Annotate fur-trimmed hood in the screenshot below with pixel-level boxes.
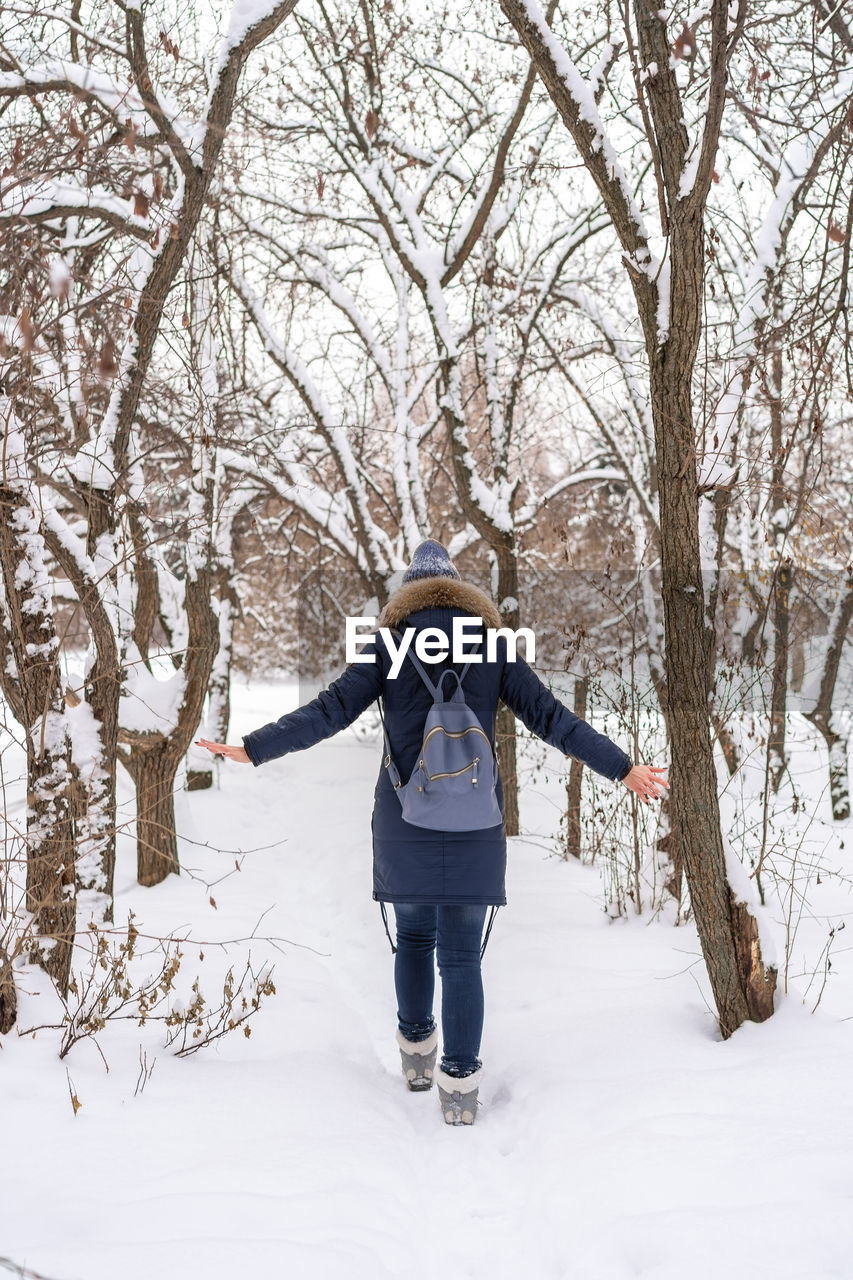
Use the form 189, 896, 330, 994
378, 576, 502, 630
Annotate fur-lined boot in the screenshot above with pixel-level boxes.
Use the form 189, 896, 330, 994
397, 1027, 438, 1091
435, 1066, 482, 1125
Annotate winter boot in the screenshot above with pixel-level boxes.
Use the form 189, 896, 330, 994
435, 1066, 482, 1125
396, 1027, 438, 1091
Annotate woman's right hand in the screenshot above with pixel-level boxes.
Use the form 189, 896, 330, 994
622, 764, 668, 804
196, 739, 251, 764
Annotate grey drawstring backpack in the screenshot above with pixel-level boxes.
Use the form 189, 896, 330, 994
378, 640, 502, 832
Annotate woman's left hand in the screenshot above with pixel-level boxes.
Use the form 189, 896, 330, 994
196, 738, 251, 764
622, 763, 668, 804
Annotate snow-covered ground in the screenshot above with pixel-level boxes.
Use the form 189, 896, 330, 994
3, 678, 853, 1280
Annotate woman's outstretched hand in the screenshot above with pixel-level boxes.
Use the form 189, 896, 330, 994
196, 738, 251, 764
622, 763, 668, 804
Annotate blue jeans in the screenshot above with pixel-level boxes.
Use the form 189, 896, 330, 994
392, 903, 488, 1078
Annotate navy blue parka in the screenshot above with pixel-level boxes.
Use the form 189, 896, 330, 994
242, 577, 633, 906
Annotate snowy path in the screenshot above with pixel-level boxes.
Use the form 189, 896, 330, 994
4, 681, 853, 1280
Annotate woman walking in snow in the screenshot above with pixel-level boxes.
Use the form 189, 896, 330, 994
198, 541, 667, 1125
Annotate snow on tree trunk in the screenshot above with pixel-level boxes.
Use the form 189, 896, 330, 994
208, 588, 236, 744
183, 290, 240, 794
826, 735, 851, 823
43, 507, 121, 923
187, 579, 237, 792
804, 574, 853, 823
0, 478, 75, 995
122, 446, 220, 884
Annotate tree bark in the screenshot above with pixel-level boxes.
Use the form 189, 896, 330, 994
0, 945, 16, 1034
123, 547, 219, 885
132, 742, 181, 885
44, 510, 120, 921
804, 574, 853, 821
768, 562, 793, 793
495, 545, 520, 836
564, 675, 588, 858
187, 572, 238, 791
648, 208, 776, 1033
0, 483, 76, 994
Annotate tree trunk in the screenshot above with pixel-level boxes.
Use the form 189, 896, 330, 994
648, 209, 776, 1033
564, 674, 588, 858
187, 575, 237, 791
208, 587, 236, 743
495, 547, 520, 836
124, 529, 220, 883
711, 712, 741, 777
824, 731, 851, 823
765, 337, 792, 795
495, 701, 519, 836
132, 743, 181, 886
46, 495, 121, 922
0, 945, 16, 1034
496, 0, 777, 1034
0, 483, 76, 995
76, 632, 119, 918
803, 574, 853, 822
806, 715, 853, 823
768, 562, 793, 793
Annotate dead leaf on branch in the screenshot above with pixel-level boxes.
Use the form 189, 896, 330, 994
19, 307, 35, 351
97, 337, 118, 381
66, 1070, 82, 1115
134, 191, 150, 219
827, 220, 846, 245
672, 24, 695, 61
4, 137, 25, 176
159, 30, 180, 63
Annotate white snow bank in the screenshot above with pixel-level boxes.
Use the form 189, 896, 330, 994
1, 678, 850, 1280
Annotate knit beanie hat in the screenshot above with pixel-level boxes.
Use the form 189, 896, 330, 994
402, 539, 460, 583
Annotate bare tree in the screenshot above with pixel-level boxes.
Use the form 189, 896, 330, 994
498, 0, 781, 1032
0, 0, 300, 890
0, 404, 75, 994
220, 0, 630, 830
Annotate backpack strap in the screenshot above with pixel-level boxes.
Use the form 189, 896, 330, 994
434, 665, 473, 703
377, 695, 403, 792
409, 651, 476, 702
379, 626, 443, 698
379, 901, 397, 954
405, 647, 440, 698
380, 623, 481, 700
480, 904, 500, 960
